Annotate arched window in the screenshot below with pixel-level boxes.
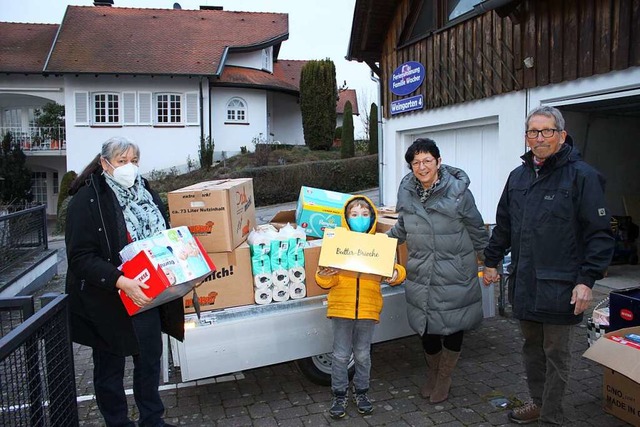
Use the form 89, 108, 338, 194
226, 98, 247, 123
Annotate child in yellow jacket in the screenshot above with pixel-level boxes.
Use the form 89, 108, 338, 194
316, 195, 406, 419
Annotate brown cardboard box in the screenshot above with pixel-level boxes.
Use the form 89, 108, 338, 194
319, 227, 398, 277
168, 179, 256, 253
374, 216, 408, 268
304, 241, 327, 297
583, 326, 640, 425
184, 243, 254, 313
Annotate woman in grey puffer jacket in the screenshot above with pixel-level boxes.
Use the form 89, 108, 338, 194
387, 138, 489, 404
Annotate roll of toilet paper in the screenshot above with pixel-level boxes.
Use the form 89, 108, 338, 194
289, 283, 306, 299
253, 273, 272, 289
272, 283, 290, 302
288, 266, 306, 283
255, 288, 273, 305
272, 269, 290, 287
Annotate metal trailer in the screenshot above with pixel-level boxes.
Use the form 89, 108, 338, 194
168, 277, 496, 384
170, 284, 415, 384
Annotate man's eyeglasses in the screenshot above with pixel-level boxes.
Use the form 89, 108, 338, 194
525, 129, 559, 139
411, 158, 437, 168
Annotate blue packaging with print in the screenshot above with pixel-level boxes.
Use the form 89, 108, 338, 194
295, 186, 352, 238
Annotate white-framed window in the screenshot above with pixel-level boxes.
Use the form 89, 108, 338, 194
93, 93, 120, 124
53, 172, 59, 194
31, 171, 47, 205
155, 93, 182, 124
226, 97, 247, 122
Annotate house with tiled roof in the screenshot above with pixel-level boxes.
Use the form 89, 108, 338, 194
0, 3, 320, 215
336, 89, 360, 129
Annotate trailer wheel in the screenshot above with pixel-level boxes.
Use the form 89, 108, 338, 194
295, 353, 355, 386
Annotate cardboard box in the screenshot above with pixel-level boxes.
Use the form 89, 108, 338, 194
304, 240, 326, 297
295, 186, 352, 238
583, 326, 640, 426
375, 216, 408, 267
168, 179, 256, 253
319, 227, 398, 277
183, 243, 255, 313
610, 287, 640, 332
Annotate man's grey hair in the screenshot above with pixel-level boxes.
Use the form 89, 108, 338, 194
525, 106, 565, 131
101, 136, 140, 161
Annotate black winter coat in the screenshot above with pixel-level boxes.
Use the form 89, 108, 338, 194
484, 144, 614, 324
65, 171, 184, 356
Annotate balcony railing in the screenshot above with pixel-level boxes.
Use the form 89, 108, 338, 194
0, 127, 66, 152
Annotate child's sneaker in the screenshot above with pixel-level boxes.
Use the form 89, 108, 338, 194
329, 390, 348, 419
352, 388, 373, 415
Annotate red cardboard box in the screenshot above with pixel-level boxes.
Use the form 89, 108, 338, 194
120, 237, 216, 316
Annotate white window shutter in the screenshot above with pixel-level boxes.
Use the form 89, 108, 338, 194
122, 92, 137, 125
74, 91, 89, 125
138, 92, 152, 125
185, 92, 199, 125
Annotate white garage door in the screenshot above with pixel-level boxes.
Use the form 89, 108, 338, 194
416, 123, 500, 224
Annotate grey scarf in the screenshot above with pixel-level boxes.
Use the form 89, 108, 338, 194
104, 173, 166, 241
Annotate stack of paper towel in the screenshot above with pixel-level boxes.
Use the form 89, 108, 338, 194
248, 224, 307, 304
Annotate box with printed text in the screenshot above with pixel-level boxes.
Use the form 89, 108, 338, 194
583, 326, 640, 425
168, 179, 256, 253
183, 243, 255, 313
119, 228, 216, 315
295, 186, 352, 239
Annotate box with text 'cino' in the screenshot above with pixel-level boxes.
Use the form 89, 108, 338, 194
583, 326, 640, 426
168, 179, 256, 253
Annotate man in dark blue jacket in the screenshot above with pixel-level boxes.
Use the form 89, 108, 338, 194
483, 106, 614, 425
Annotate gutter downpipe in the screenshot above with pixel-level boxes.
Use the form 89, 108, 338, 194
199, 77, 205, 143
370, 70, 384, 206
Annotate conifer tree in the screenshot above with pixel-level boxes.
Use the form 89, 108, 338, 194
300, 59, 337, 150
368, 103, 379, 154
340, 101, 355, 159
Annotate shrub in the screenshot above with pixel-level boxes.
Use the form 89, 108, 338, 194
199, 135, 214, 170
340, 101, 355, 159
57, 170, 77, 214
229, 155, 378, 206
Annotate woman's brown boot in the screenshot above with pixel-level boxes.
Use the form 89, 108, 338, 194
420, 351, 441, 398
429, 348, 460, 403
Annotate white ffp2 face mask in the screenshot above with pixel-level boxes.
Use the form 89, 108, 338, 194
108, 161, 139, 188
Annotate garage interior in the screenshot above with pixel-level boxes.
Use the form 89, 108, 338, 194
560, 94, 640, 271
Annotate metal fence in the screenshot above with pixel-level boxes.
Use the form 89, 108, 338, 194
0, 294, 78, 426
0, 205, 48, 276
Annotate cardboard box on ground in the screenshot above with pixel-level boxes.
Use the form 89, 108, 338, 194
583, 326, 640, 426
168, 178, 256, 253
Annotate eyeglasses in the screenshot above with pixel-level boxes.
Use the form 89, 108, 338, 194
525, 129, 559, 139
411, 158, 437, 168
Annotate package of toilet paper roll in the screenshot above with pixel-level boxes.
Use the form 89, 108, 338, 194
247, 223, 313, 304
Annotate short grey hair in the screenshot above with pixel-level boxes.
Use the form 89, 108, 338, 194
525, 106, 565, 131
101, 136, 140, 161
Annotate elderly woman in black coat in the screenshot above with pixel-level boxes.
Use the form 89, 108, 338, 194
66, 136, 182, 427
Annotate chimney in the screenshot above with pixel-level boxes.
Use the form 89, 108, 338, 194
94, 0, 114, 6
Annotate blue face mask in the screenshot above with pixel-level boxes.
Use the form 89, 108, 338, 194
348, 216, 371, 233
